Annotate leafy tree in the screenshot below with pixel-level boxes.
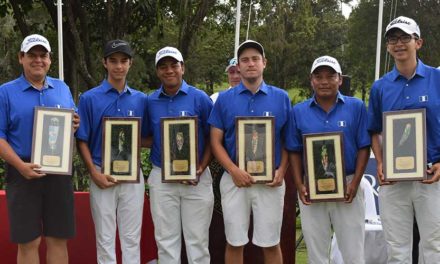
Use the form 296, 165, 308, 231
345, 0, 440, 102
345, 0, 379, 101
382, 0, 440, 68
245, 0, 347, 99
0, 0, 220, 98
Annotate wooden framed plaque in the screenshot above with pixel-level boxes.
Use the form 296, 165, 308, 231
383, 109, 427, 181
303, 132, 346, 202
161, 116, 198, 182
31, 107, 74, 175
236, 116, 275, 183
102, 117, 140, 182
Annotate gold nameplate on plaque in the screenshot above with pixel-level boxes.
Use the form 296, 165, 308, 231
173, 160, 189, 172
317, 178, 336, 192
42, 155, 61, 167
112, 160, 129, 173
395, 156, 415, 170
247, 161, 264, 173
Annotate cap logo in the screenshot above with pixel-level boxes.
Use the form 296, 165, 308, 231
390, 18, 411, 26
26, 37, 48, 45
315, 57, 336, 65
111, 42, 128, 49
158, 49, 178, 56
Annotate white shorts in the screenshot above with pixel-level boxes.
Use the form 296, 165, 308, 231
220, 172, 285, 247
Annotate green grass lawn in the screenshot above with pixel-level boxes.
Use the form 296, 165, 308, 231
295, 216, 308, 263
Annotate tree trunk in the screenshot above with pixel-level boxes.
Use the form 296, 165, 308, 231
178, 0, 216, 59
64, 0, 97, 88
9, 1, 29, 37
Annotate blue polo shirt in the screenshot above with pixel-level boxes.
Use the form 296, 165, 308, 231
0, 75, 76, 158
285, 92, 371, 175
76, 79, 149, 166
208, 81, 290, 167
368, 60, 440, 163
147, 80, 213, 167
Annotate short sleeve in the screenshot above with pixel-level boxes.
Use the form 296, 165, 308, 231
367, 83, 383, 133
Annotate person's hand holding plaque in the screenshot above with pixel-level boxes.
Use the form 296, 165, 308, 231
344, 180, 359, 203
298, 183, 311, 205
266, 166, 285, 187
230, 166, 255, 188
424, 162, 440, 184
18, 162, 46, 179
376, 161, 393, 186
91, 170, 118, 189
73, 112, 80, 132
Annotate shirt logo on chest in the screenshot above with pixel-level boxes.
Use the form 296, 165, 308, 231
419, 95, 428, 102
337, 121, 346, 127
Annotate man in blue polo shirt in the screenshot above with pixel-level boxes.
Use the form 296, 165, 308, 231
76, 40, 148, 264
0, 34, 79, 264
147, 46, 214, 264
286, 56, 370, 263
368, 16, 440, 263
209, 40, 290, 264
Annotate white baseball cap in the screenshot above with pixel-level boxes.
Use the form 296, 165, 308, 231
155, 46, 184, 66
21, 34, 51, 53
311, 55, 342, 74
225, 58, 237, 72
385, 16, 421, 37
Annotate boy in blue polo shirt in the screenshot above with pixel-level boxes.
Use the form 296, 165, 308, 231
286, 55, 370, 263
0, 34, 79, 264
368, 16, 440, 263
209, 40, 290, 264
76, 40, 148, 264
146, 46, 214, 264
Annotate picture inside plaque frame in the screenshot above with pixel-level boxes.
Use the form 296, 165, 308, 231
40, 115, 66, 167
169, 123, 192, 176
244, 123, 267, 176
110, 124, 133, 175
311, 140, 338, 195
392, 118, 417, 174
102, 117, 140, 182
